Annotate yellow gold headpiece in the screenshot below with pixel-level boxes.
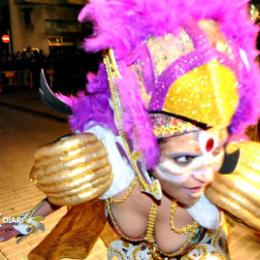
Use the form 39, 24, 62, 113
146, 22, 239, 128
162, 60, 239, 128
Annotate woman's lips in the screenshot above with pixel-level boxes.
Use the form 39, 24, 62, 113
183, 186, 204, 197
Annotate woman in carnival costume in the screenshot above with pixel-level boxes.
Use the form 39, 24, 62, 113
1, 0, 260, 259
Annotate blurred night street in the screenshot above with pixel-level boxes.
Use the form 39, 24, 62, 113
0, 90, 107, 259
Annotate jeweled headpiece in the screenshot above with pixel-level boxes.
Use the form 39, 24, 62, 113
150, 113, 200, 139
68, 0, 260, 197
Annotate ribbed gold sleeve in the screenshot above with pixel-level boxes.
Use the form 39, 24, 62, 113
30, 133, 112, 206
206, 141, 260, 231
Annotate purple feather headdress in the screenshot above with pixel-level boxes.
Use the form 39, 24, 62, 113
69, 0, 260, 169
68, 64, 117, 134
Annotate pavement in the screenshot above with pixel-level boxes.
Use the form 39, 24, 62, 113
0, 89, 107, 260
0, 89, 67, 122
0, 89, 259, 260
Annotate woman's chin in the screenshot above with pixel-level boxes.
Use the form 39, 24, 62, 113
177, 193, 202, 208
163, 186, 204, 207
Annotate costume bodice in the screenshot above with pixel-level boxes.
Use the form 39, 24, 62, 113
105, 189, 207, 258
105, 179, 230, 259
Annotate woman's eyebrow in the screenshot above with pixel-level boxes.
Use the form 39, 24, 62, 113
166, 152, 200, 158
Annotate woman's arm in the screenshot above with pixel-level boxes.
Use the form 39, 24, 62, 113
0, 198, 60, 242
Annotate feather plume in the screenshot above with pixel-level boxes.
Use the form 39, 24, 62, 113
69, 0, 260, 167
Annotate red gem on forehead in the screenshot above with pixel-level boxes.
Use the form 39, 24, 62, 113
206, 138, 214, 152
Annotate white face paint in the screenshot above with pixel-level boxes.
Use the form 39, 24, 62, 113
155, 159, 192, 184
153, 128, 227, 185
155, 152, 222, 184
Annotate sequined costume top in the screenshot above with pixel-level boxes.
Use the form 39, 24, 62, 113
105, 192, 230, 260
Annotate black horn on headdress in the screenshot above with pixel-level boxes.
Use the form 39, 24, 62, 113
40, 69, 72, 115
219, 149, 240, 174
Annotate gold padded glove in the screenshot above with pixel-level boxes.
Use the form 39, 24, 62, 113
206, 141, 260, 231
30, 133, 113, 206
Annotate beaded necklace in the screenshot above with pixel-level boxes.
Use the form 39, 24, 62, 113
106, 179, 202, 258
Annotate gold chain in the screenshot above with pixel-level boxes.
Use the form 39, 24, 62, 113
105, 199, 143, 242
145, 200, 201, 258
147, 200, 201, 258
110, 177, 138, 204
107, 196, 201, 258
149, 238, 191, 259
170, 200, 199, 234
144, 203, 158, 243
149, 232, 195, 258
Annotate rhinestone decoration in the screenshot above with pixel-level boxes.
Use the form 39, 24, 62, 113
149, 113, 200, 138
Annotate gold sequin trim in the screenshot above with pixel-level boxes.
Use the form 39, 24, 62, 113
110, 177, 138, 204
170, 200, 200, 234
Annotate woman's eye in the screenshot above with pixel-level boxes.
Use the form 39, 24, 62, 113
172, 155, 196, 166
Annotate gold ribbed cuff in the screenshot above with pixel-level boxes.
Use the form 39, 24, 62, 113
31, 133, 112, 205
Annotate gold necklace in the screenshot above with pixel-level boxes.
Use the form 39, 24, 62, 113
145, 202, 190, 258
105, 199, 143, 242
147, 201, 201, 258
109, 177, 138, 204
145, 200, 201, 258
170, 200, 200, 234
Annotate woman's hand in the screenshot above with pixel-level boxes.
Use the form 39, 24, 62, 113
0, 199, 58, 242
0, 223, 20, 242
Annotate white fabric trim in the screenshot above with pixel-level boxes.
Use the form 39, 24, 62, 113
187, 193, 220, 229
84, 125, 135, 199
13, 223, 32, 236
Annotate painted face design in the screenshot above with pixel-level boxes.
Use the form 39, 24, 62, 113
154, 128, 228, 185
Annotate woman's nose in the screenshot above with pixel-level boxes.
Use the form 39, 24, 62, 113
193, 168, 215, 183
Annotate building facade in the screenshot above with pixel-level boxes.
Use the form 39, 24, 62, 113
8, 0, 85, 54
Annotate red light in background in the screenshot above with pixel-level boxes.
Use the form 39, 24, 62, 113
1, 34, 10, 43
